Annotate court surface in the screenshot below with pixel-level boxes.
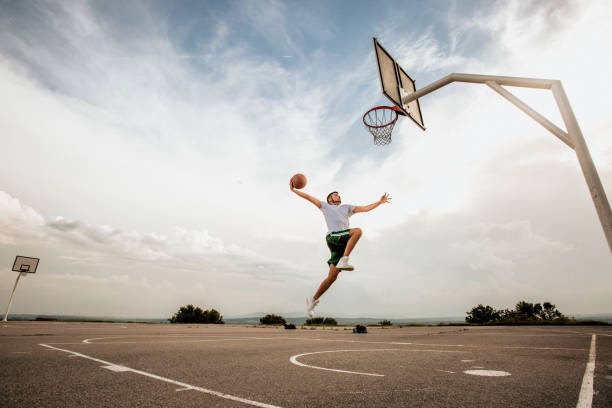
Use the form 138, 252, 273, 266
1, 322, 610, 407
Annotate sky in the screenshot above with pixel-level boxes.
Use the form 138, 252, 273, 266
1, 0, 611, 320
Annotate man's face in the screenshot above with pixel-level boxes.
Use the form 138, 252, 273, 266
329, 192, 341, 205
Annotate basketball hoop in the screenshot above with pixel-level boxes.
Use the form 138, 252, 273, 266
362, 106, 405, 145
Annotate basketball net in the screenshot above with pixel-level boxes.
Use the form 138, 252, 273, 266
362, 106, 404, 145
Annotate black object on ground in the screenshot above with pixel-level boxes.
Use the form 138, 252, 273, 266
353, 324, 367, 334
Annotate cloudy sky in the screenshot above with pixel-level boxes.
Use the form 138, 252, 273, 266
1, 0, 611, 320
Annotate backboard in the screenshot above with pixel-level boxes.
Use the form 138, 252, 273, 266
373, 37, 425, 130
12, 256, 39, 273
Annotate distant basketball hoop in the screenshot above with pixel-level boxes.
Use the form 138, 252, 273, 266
3, 256, 40, 322
12, 256, 38, 274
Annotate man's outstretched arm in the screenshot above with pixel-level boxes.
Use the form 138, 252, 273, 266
290, 180, 322, 208
353, 193, 391, 213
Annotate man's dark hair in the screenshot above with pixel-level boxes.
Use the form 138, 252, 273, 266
326, 191, 338, 204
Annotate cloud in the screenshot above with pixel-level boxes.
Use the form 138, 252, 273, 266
0, 191, 46, 245
0, 1, 347, 238
0, 190, 313, 315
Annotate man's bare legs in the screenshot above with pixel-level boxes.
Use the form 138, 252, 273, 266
343, 228, 362, 256
313, 264, 339, 300
312, 228, 363, 302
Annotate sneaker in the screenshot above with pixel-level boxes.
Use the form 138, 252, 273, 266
336, 256, 354, 271
306, 297, 319, 318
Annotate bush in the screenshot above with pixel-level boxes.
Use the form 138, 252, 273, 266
169, 304, 224, 324
378, 320, 392, 327
260, 314, 286, 325
305, 317, 338, 326
466, 304, 500, 324
465, 300, 567, 325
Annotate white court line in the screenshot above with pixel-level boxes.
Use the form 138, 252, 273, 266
81, 335, 304, 344
82, 334, 242, 343
316, 338, 467, 347
504, 346, 587, 351
304, 338, 468, 348
290, 349, 391, 376
82, 338, 271, 345
460, 333, 586, 337
39, 343, 282, 408
102, 365, 131, 372
533, 328, 612, 337
334, 388, 435, 394
576, 335, 596, 408
290, 348, 470, 377
73, 335, 468, 348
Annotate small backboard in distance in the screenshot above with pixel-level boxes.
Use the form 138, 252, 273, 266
12, 256, 39, 273
373, 37, 425, 130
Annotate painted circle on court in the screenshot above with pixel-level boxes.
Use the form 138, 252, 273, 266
464, 369, 511, 377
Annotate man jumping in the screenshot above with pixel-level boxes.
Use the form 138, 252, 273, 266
290, 181, 390, 317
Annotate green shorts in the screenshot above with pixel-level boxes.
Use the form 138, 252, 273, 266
326, 229, 350, 266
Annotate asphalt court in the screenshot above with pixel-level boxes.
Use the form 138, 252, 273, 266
1, 323, 611, 407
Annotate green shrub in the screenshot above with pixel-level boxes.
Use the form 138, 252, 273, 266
169, 304, 224, 324
465, 301, 568, 325
260, 314, 286, 325
305, 317, 337, 326
466, 304, 500, 324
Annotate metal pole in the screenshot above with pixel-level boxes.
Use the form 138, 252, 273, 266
551, 82, 612, 252
484, 81, 574, 149
400, 73, 612, 253
451, 73, 555, 89
402, 73, 556, 105
3, 272, 24, 322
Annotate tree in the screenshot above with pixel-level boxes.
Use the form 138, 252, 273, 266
498, 308, 515, 321
465, 300, 567, 324
533, 302, 543, 317
514, 300, 538, 320
379, 320, 392, 327
305, 317, 337, 326
202, 308, 224, 324
305, 317, 325, 325
169, 304, 224, 324
465, 304, 500, 324
539, 302, 564, 320
260, 314, 286, 325
513, 301, 565, 321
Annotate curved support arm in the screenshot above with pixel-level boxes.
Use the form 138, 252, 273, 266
484, 80, 574, 149
400, 72, 612, 253
401, 73, 557, 105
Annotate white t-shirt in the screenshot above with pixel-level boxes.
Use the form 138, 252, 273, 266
320, 202, 355, 234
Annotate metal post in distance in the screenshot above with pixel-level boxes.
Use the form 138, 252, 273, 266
3, 272, 26, 322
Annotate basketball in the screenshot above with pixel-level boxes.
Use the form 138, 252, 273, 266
291, 173, 307, 189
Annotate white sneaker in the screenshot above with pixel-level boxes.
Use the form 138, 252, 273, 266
336, 256, 354, 271
306, 297, 319, 318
